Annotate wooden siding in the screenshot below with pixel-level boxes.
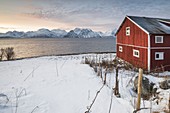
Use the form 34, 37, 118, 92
116, 16, 170, 71
151, 49, 170, 71
117, 44, 148, 70
150, 34, 170, 70
117, 18, 148, 47
116, 17, 148, 70
150, 34, 170, 47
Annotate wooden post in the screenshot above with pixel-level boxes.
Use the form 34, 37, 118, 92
99, 57, 103, 81
114, 67, 120, 97
136, 68, 143, 111
104, 66, 107, 84
169, 93, 170, 113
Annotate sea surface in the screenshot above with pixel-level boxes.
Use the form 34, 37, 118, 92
0, 38, 116, 59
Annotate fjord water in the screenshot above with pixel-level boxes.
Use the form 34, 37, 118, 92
0, 38, 116, 59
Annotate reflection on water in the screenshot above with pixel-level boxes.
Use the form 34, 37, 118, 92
0, 38, 116, 58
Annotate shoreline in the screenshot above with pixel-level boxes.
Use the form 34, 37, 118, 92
0, 51, 116, 62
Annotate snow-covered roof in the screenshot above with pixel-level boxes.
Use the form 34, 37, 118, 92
128, 16, 170, 34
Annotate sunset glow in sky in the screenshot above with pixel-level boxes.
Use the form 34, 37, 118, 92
0, 0, 170, 33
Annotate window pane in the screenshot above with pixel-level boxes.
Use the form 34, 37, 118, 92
157, 37, 161, 42
126, 27, 130, 36
133, 49, 139, 57
119, 46, 122, 52
156, 54, 159, 58
155, 52, 164, 60
155, 36, 163, 43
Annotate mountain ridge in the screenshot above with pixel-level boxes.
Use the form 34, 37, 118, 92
0, 28, 116, 38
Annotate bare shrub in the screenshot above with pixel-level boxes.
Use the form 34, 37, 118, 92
0, 48, 4, 61
85, 57, 90, 65
13, 87, 27, 113
89, 59, 95, 67
4, 47, 15, 60
0, 93, 9, 106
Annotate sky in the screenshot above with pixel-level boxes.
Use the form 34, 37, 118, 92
0, 0, 170, 33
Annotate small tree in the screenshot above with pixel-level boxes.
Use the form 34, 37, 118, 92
0, 48, 4, 61
4, 47, 15, 60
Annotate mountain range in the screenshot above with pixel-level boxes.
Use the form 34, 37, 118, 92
0, 28, 116, 38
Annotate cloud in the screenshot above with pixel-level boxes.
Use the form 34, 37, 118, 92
1, 0, 170, 32
21, 0, 115, 30
0, 27, 19, 33
22, 0, 170, 29
0, 27, 17, 30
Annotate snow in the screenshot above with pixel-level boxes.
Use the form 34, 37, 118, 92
71, 28, 101, 38
0, 28, 115, 38
101, 29, 117, 37
0, 53, 169, 113
64, 28, 102, 38
51, 29, 67, 37
24, 28, 67, 38
0, 28, 68, 38
73, 28, 82, 34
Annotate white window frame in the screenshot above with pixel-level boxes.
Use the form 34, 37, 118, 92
133, 49, 139, 58
119, 46, 123, 52
126, 27, 130, 36
155, 36, 163, 43
155, 52, 164, 60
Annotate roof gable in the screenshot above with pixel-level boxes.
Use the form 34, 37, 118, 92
116, 16, 170, 35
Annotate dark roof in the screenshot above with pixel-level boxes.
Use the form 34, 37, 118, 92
127, 16, 170, 34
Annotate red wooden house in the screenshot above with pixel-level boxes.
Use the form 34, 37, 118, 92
116, 16, 170, 71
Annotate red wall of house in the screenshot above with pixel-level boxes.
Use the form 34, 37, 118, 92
151, 49, 170, 71
117, 18, 148, 47
150, 34, 170, 71
116, 17, 148, 70
150, 34, 170, 47
117, 44, 148, 69
116, 17, 170, 71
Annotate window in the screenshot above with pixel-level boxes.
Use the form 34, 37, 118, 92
126, 27, 130, 36
155, 52, 164, 60
133, 49, 139, 58
155, 36, 163, 43
119, 46, 123, 52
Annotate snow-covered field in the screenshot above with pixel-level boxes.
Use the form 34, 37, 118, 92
0, 54, 169, 113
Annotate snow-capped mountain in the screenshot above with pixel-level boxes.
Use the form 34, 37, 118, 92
65, 28, 101, 38
101, 29, 117, 37
0, 31, 25, 38
73, 28, 82, 34
64, 30, 79, 38
51, 29, 67, 37
0, 28, 115, 38
24, 28, 67, 38
0, 28, 68, 38
24, 29, 52, 38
